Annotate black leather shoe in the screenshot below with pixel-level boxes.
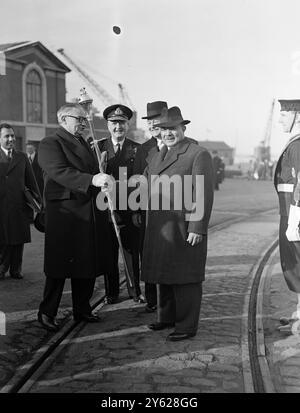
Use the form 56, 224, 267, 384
166, 332, 196, 341
145, 304, 157, 313
38, 312, 59, 332
74, 313, 101, 323
10, 273, 23, 279
104, 296, 119, 305
148, 322, 175, 331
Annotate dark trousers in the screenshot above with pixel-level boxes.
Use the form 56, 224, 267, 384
39, 277, 96, 318
0, 244, 24, 275
145, 283, 157, 307
157, 282, 203, 334
105, 223, 141, 298
139, 217, 157, 307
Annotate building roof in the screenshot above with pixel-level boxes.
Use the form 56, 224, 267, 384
0, 42, 29, 51
0, 41, 70, 72
198, 140, 234, 151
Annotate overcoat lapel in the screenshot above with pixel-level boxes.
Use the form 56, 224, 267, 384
56, 128, 96, 172
145, 138, 159, 165
0, 148, 8, 163
153, 138, 190, 175
7, 150, 22, 173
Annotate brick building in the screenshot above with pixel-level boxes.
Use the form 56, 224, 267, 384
198, 140, 235, 165
0, 41, 70, 150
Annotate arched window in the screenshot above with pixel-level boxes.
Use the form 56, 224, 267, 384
26, 70, 42, 123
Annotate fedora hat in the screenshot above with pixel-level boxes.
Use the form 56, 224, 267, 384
141, 101, 168, 119
103, 104, 133, 121
156, 106, 190, 128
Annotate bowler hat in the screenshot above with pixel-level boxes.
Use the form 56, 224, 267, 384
34, 211, 45, 233
279, 100, 300, 112
141, 101, 168, 119
156, 106, 190, 128
103, 104, 133, 121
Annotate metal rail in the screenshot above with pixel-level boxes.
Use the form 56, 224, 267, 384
247, 238, 279, 393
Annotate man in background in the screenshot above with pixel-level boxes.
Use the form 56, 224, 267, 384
133, 101, 168, 312
26, 143, 44, 196
212, 150, 223, 190
0, 124, 40, 280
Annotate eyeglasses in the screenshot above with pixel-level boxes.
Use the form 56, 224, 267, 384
64, 115, 88, 124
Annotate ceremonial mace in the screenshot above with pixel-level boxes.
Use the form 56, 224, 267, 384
78, 87, 134, 294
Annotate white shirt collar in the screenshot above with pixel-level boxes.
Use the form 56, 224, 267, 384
111, 137, 125, 149
1, 147, 9, 156
156, 138, 164, 150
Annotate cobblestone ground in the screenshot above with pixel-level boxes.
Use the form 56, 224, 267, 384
27, 211, 278, 393
0, 178, 279, 392
263, 251, 300, 393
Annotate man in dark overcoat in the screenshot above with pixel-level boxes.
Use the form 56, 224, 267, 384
26, 143, 44, 195
142, 107, 214, 341
0, 123, 40, 280
37, 103, 112, 331
97, 104, 143, 304
212, 150, 223, 190
274, 99, 300, 331
132, 101, 168, 312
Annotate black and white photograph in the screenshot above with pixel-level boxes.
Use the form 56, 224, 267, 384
1, 0, 300, 398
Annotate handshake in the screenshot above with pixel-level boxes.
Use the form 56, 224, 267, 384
92, 173, 112, 189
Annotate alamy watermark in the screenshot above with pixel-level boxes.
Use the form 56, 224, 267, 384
96, 168, 205, 222
0, 311, 6, 335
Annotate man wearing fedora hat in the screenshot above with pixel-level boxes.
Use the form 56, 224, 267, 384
141, 106, 214, 341
97, 104, 144, 304
133, 101, 168, 312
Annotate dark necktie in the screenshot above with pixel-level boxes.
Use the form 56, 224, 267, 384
115, 143, 121, 158
7, 149, 12, 161
76, 136, 86, 146
160, 145, 168, 161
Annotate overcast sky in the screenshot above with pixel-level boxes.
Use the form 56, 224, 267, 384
2, 0, 300, 159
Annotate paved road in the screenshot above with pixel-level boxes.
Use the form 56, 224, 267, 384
0, 178, 280, 392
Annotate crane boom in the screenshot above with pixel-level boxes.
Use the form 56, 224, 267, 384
118, 83, 135, 110
57, 48, 115, 106
263, 98, 275, 148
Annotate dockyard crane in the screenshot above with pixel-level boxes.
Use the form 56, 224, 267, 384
57, 48, 135, 109
254, 98, 275, 163
263, 98, 275, 153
